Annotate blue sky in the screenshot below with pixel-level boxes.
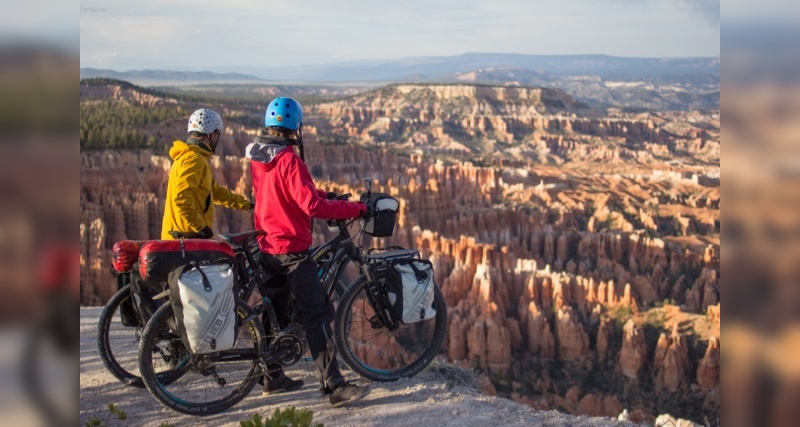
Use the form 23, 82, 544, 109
80, 0, 721, 70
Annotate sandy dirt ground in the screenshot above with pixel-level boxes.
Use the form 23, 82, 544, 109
80, 307, 633, 427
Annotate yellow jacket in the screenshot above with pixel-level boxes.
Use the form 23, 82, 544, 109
161, 140, 250, 239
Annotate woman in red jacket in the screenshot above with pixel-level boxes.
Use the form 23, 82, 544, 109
246, 97, 369, 407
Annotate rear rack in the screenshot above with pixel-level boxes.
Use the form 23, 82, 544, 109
366, 247, 420, 263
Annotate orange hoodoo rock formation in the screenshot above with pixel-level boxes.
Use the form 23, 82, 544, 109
654, 325, 691, 392
595, 316, 615, 361
555, 307, 590, 360
696, 337, 720, 390
619, 319, 648, 380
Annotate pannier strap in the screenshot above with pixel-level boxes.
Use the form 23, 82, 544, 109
408, 262, 428, 283
185, 261, 212, 292
184, 259, 234, 292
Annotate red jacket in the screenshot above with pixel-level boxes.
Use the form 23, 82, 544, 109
248, 138, 366, 254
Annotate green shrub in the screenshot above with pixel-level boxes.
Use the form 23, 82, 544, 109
82, 403, 128, 427
239, 407, 322, 427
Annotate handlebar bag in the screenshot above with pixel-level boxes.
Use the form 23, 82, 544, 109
168, 261, 238, 354
139, 239, 235, 283
363, 192, 399, 237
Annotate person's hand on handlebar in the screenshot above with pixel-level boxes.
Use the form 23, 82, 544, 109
360, 203, 375, 219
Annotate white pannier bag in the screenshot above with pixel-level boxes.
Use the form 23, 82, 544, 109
168, 262, 238, 354
382, 258, 436, 324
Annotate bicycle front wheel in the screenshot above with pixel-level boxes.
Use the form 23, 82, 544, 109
334, 276, 447, 381
138, 303, 264, 416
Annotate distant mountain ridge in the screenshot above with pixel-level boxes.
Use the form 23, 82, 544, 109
79, 68, 266, 85
85, 53, 719, 85
208, 52, 720, 82
81, 52, 720, 110
453, 67, 720, 111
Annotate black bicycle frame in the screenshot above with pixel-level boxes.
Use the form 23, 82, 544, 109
310, 221, 373, 298
312, 221, 400, 332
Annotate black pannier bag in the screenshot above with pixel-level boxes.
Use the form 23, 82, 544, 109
116, 273, 143, 327
138, 239, 236, 283
368, 249, 437, 324
127, 264, 167, 327
118, 297, 141, 327
362, 192, 399, 237
168, 261, 239, 354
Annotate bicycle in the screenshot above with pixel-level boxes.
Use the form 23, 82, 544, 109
136, 228, 315, 416
95, 192, 360, 390
136, 188, 447, 416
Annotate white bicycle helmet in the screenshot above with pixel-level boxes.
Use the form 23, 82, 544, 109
187, 109, 224, 134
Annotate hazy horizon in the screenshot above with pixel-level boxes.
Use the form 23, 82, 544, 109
81, 51, 721, 75
80, 0, 720, 71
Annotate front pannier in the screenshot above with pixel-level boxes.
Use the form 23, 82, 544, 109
362, 192, 399, 237
138, 239, 235, 283
369, 250, 436, 324
168, 261, 238, 354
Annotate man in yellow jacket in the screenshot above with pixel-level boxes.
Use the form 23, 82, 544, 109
161, 109, 252, 240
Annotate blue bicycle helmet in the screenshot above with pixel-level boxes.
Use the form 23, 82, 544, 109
265, 97, 303, 130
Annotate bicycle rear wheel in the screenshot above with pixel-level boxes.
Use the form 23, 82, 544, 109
138, 303, 264, 416
334, 276, 447, 381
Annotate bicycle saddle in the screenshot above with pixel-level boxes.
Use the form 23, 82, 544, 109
219, 230, 266, 244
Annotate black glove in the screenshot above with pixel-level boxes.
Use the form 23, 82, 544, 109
326, 192, 338, 200
362, 204, 375, 219
199, 226, 214, 239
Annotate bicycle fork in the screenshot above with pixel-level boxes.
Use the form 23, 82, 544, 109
353, 248, 403, 332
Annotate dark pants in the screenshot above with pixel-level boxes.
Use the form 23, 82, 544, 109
260, 251, 345, 392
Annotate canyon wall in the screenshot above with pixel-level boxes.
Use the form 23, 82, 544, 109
80, 81, 720, 422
